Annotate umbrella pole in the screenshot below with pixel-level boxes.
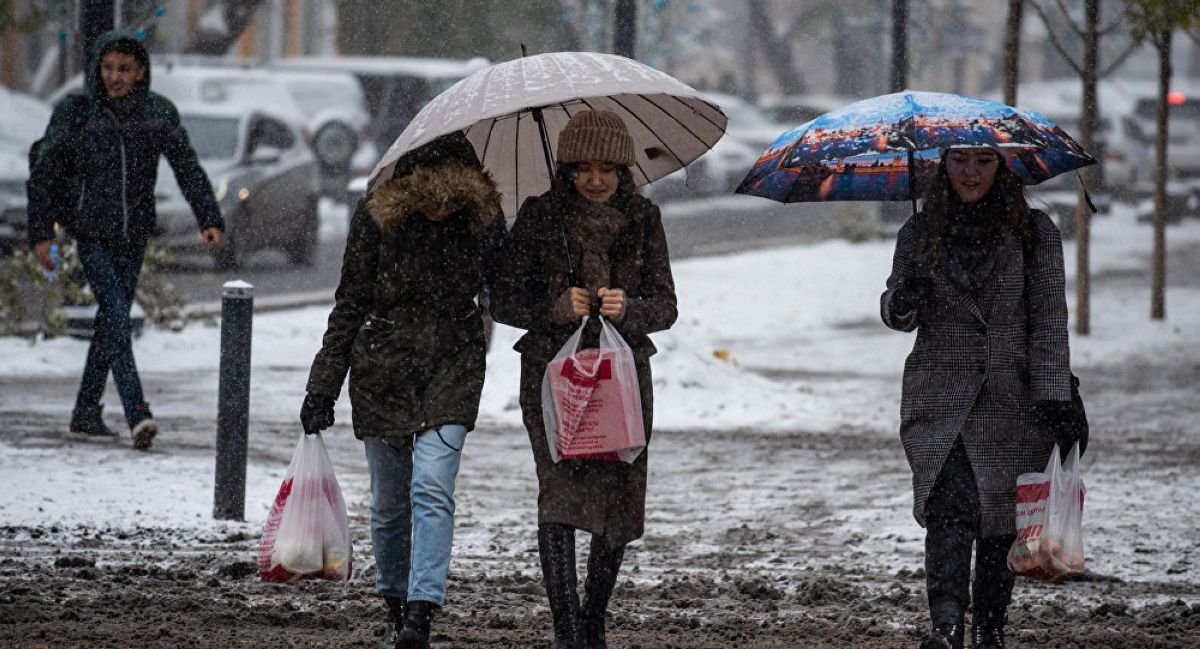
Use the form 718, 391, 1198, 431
907, 149, 917, 219
522, 42, 577, 285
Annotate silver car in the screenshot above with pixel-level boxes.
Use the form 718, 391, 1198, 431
155, 102, 321, 269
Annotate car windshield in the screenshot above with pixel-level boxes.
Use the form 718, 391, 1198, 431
181, 115, 240, 159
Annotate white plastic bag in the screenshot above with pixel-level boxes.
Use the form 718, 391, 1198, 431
1007, 442, 1086, 583
541, 316, 646, 463
258, 433, 352, 582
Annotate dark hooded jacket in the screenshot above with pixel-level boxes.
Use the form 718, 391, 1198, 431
26, 31, 222, 245
306, 134, 506, 439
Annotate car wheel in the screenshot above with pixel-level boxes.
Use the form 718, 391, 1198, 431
286, 197, 320, 267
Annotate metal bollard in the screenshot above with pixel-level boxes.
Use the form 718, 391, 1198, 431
214, 280, 254, 520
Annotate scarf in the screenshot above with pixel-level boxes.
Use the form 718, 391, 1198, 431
939, 193, 1013, 295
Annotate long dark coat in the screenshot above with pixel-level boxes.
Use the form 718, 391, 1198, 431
880, 209, 1072, 537
491, 189, 677, 546
306, 161, 505, 439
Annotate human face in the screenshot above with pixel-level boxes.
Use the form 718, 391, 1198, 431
945, 148, 1001, 204
100, 51, 145, 99
573, 160, 620, 203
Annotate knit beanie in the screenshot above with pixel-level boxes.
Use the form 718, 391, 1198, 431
557, 110, 636, 167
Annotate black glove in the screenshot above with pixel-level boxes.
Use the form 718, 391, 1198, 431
1033, 399, 1088, 459
300, 393, 336, 435
891, 276, 934, 315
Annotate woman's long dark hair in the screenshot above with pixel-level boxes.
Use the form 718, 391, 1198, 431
917, 154, 1035, 266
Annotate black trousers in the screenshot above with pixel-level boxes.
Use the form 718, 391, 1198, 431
924, 438, 1016, 628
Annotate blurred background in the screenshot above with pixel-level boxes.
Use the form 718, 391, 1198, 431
1, 1, 1198, 323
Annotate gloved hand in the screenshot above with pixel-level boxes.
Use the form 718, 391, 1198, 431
1033, 399, 1088, 459
300, 393, 336, 435
891, 276, 934, 315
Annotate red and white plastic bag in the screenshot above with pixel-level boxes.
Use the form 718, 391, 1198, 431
258, 432, 352, 582
542, 316, 646, 463
1007, 442, 1086, 583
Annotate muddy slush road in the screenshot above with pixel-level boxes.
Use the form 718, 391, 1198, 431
4, 391, 1200, 649
3, 241, 1200, 648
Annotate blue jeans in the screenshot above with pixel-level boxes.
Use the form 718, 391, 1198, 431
74, 238, 148, 427
364, 425, 467, 606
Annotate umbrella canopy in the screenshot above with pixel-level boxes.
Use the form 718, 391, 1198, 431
736, 90, 1097, 203
368, 51, 727, 216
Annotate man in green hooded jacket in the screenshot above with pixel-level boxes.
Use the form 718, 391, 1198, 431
26, 31, 224, 449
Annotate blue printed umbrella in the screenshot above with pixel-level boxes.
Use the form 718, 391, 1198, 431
735, 90, 1096, 205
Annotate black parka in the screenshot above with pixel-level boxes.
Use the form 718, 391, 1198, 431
26, 31, 222, 245
306, 145, 505, 439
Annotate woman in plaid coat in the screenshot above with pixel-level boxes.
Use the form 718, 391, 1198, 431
880, 147, 1084, 649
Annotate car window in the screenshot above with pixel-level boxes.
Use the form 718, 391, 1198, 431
180, 115, 241, 159
248, 117, 294, 152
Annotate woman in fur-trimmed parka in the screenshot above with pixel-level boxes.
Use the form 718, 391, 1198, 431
300, 132, 506, 649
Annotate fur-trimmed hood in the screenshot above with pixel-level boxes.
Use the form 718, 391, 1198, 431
367, 164, 503, 236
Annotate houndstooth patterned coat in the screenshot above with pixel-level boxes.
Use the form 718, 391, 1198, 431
881, 209, 1073, 537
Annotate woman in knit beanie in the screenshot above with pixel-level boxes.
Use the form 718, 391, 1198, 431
492, 110, 678, 648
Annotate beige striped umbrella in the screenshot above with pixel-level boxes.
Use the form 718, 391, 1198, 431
368, 51, 727, 217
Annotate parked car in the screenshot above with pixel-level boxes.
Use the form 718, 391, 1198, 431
697, 91, 791, 152
1128, 87, 1200, 184
271, 55, 489, 159
48, 58, 368, 200
155, 102, 321, 269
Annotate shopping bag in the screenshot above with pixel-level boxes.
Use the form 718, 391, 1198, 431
1007, 442, 1086, 583
542, 316, 646, 463
258, 432, 353, 582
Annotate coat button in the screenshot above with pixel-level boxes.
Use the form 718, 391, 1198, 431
978, 366, 987, 374
978, 325, 987, 334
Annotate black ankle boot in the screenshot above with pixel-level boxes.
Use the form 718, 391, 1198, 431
972, 622, 1006, 649
397, 600, 437, 649
538, 524, 579, 649
382, 596, 404, 649
580, 535, 625, 649
69, 404, 118, 440
920, 622, 964, 649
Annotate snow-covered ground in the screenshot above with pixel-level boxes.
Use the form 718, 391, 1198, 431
1, 203, 1198, 597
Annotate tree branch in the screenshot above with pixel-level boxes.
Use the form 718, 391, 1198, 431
1098, 39, 1142, 78
1052, 0, 1084, 37
1029, 0, 1083, 74
1099, 18, 1125, 37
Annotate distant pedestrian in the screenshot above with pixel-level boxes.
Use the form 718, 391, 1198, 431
300, 132, 506, 649
880, 146, 1087, 649
26, 30, 223, 450
491, 110, 678, 648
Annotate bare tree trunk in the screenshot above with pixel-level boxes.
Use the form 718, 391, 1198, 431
1073, 0, 1099, 336
1003, 0, 1023, 105
613, 0, 636, 58
890, 0, 908, 92
184, 0, 268, 55
1152, 29, 1172, 321
747, 0, 805, 95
